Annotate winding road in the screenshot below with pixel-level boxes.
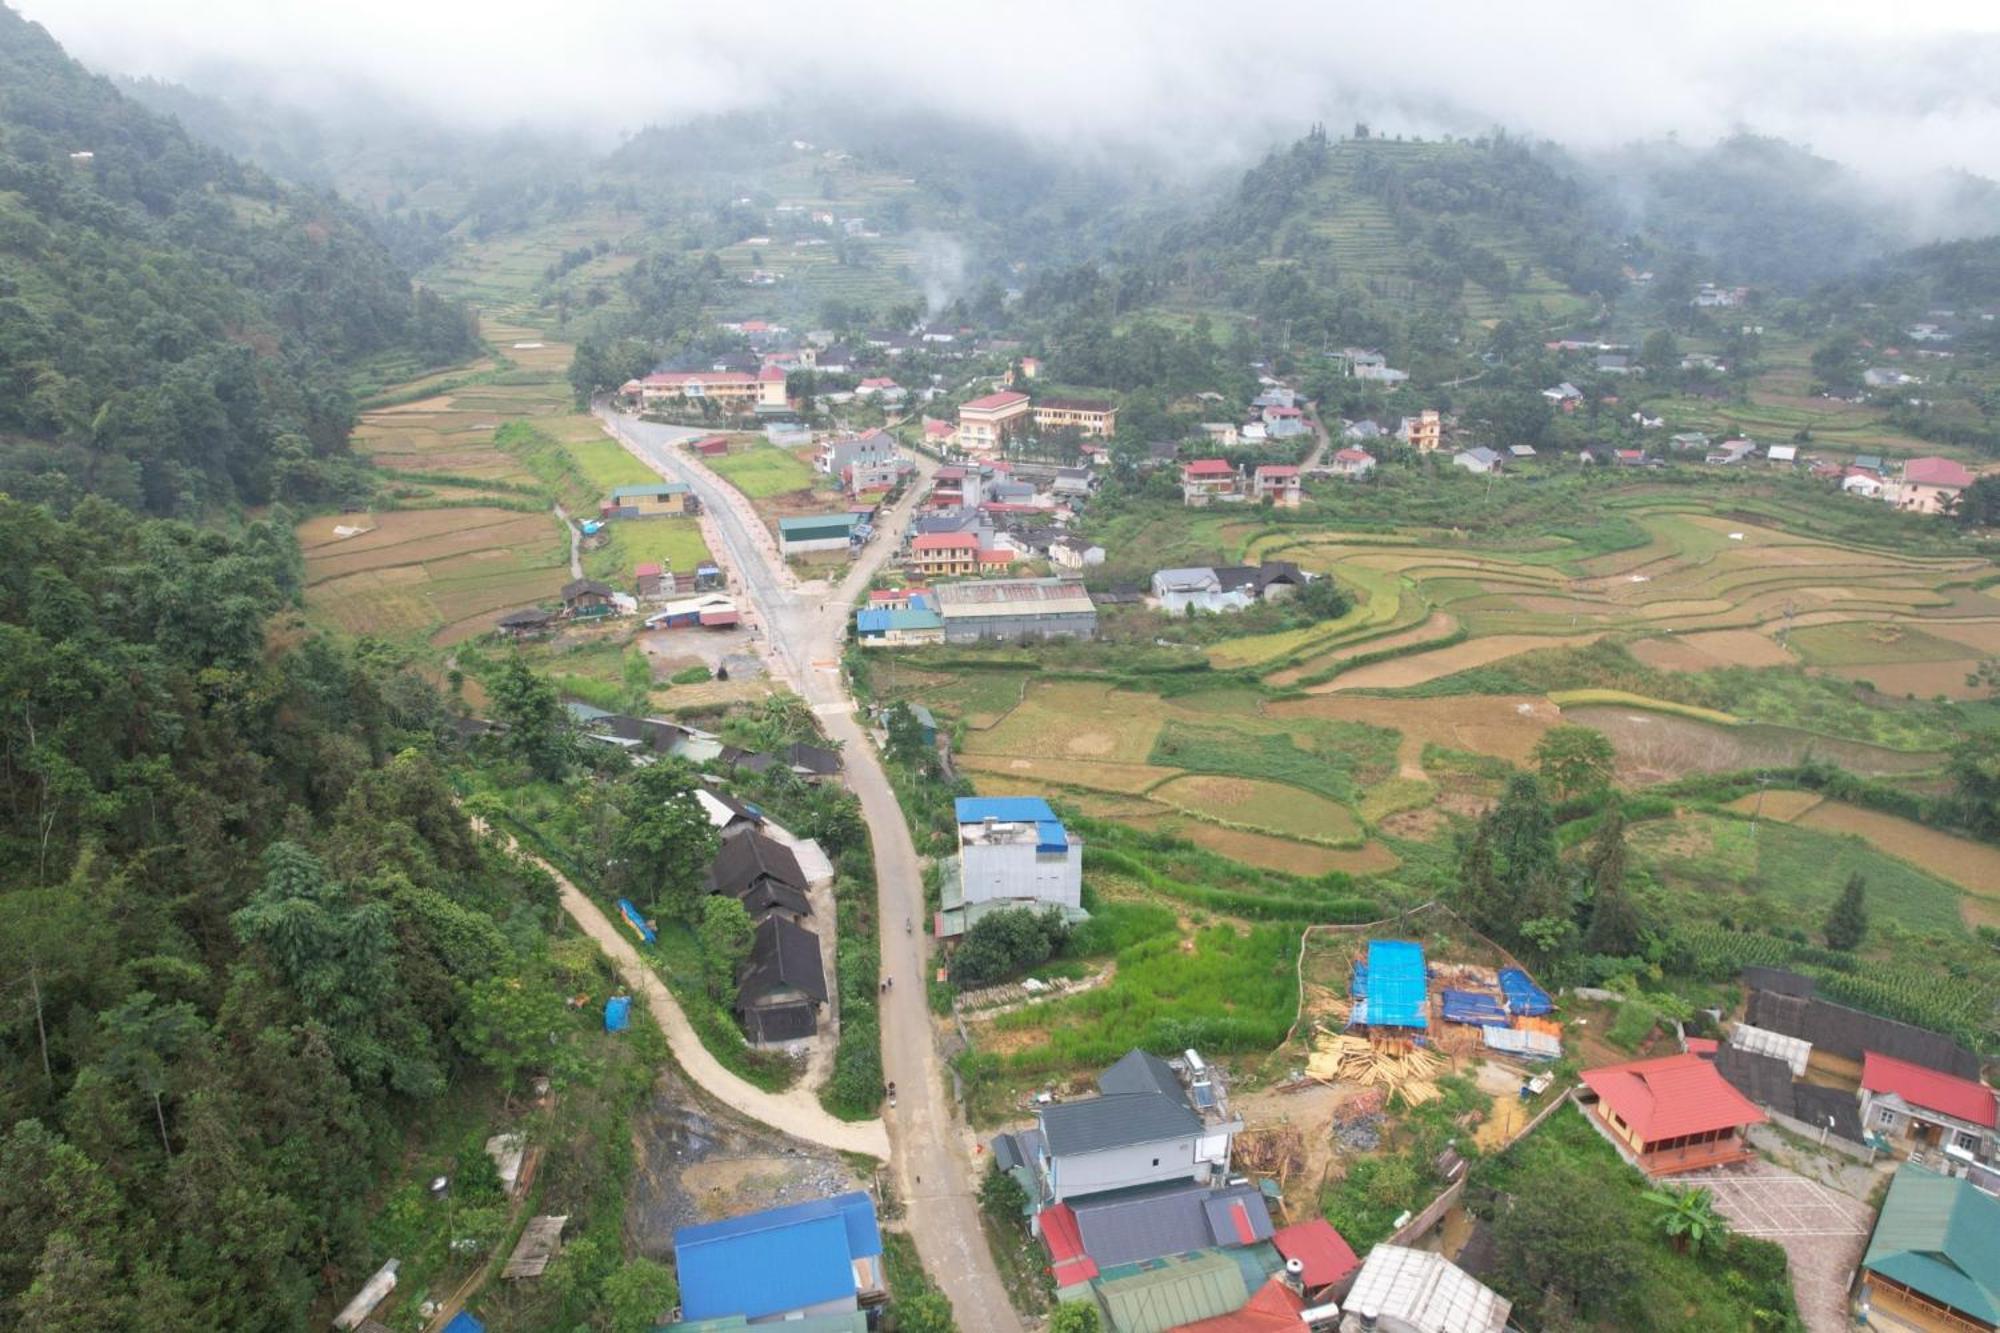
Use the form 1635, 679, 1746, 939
595, 409, 1021, 1331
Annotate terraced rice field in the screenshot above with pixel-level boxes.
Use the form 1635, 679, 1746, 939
1563, 707, 1944, 784
303, 507, 566, 645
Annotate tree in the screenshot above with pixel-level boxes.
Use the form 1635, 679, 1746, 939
979, 1161, 1030, 1220
1811, 331, 1862, 393
94, 992, 206, 1155
600, 1257, 679, 1333
1294, 576, 1352, 621
1583, 806, 1642, 956
611, 762, 719, 921
1640, 329, 1681, 378
1823, 872, 1869, 950
696, 896, 755, 999
884, 702, 935, 775
1949, 730, 2000, 836
1491, 1162, 1643, 1321
1533, 725, 1616, 802
1641, 1184, 1730, 1257
488, 654, 573, 780
1049, 1304, 1102, 1333
460, 971, 579, 1105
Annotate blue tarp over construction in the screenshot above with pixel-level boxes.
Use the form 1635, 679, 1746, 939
605, 996, 632, 1032
616, 898, 656, 945
1350, 939, 1428, 1028
1440, 990, 1509, 1025
1499, 967, 1553, 1016
442, 1314, 485, 1333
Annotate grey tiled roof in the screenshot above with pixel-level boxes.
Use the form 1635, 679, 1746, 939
1098, 1049, 1183, 1099
1040, 1090, 1201, 1156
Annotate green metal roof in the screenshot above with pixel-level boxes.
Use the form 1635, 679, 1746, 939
1095, 1251, 1248, 1333
1863, 1164, 2000, 1323
779, 514, 856, 538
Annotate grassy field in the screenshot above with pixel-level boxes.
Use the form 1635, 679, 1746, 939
705, 442, 820, 498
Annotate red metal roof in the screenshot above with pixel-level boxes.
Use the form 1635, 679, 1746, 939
1040, 1204, 1098, 1284
1905, 457, 1975, 488
1271, 1219, 1359, 1289
1183, 459, 1234, 477
1683, 1037, 1719, 1056
758, 364, 788, 382
699, 609, 740, 627
977, 549, 1016, 563
634, 562, 664, 578
912, 532, 979, 551
1255, 465, 1301, 478
1580, 1053, 1767, 1142
1863, 1052, 1996, 1128
1170, 1276, 1308, 1333
962, 390, 1029, 412
1333, 448, 1374, 463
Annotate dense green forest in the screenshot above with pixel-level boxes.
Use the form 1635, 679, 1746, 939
0, 8, 477, 516
0, 495, 605, 1327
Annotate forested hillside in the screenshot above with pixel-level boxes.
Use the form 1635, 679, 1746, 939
0, 7, 476, 515
0, 496, 595, 1329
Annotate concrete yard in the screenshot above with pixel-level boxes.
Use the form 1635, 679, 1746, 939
1677, 1162, 1873, 1333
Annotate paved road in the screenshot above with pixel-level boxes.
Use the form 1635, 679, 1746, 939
596, 410, 1021, 1331
494, 825, 890, 1156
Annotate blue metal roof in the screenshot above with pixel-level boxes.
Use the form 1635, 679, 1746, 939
956, 796, 1057, 825
1036, 820, 1068, 854
855, 607, 943, 634
1354, 939, 1428, 1029
611, 482, 689, 499
442, 1314, 485, 1333
674, 1193, 881, 1322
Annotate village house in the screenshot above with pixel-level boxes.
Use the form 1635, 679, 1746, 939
1251, 464, 1302, 506
560, 578, 618, 619
933, 577, 1098, 643
1893, 456, 1976, 515
1050, 536, 1106, 570
669, 1193, 886, 1328
1399, 408, 1443, 453
642, 593, 739, 631
937, 796, 1085, 937
1541, 382, 1583, 410
495, 607, 555, 640
1337, 1245, 1510, 1333
1852, 1164, 1999, 1333
1199, 422, 1240, 448
1857, 1051, 1997, 1163
1181, 458, 1242, 506
734, 914, 827, 1043
854, 594, 945, 648
1452, 447, 1503, 475
1262, 404, 1309, 439
1669, 431, 1711, 452
957, 389, 1032, 454
633, 562, 668, 601
705, 829, 812, 923
620, 367, 789, 412
1328, 448, 1376, 479
601, 480, 696, 519
854, 376, 905, 403
1152, 562, 1304, 614
1034, 396, 1120, 437
1578, 1052, 1767, 1176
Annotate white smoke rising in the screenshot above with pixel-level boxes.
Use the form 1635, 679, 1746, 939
911, 233, 967, 320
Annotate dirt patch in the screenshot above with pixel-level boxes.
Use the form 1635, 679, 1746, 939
955, 754, 1179, 795
1380, 807, 1447, 840
1564, 707, 1944, 784
1795, 801, 2000, 899
1271, 694, 1557, 771
1720, 789, 1825, 822
1124, 816, 1400, 878
1316, 633, 1603, 691
1067, 732, 1118, 756
1820, 659, 1985, 700
1631, 628, 1797, 672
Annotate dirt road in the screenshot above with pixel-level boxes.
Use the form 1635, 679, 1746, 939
597, 410, 1021, 1330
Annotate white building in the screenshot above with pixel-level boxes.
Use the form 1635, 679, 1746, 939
939, 796, 1084, 937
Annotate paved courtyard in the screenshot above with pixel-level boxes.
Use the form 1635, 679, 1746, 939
1678, 1163, 1873, 1333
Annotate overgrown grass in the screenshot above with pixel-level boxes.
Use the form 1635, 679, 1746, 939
1148, 717, 1399, 805
706, 443, 818, 498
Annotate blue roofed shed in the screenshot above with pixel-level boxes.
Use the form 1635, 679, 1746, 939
956, 796, 1057, 824
442, 1314, 485, 1333
673, 1192, 885, 1323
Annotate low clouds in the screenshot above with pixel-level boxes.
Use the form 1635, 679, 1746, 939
24, 0, 2000, 182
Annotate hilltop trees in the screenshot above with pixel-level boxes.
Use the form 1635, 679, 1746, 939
1533, 725, 1617, 802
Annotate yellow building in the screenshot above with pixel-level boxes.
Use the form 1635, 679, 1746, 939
956, 390, 1031, 454
909, 532, 981, 578
1033, 397, 1119, 438
1400, 409, 1442, 453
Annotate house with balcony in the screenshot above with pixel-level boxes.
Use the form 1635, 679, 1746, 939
1328, 448, 1376, 479
1399, 408, 1443, 453
1181, 459, 1241, 506
909, 531, 981, 579
1251, 464, 1302, 506
1578, 1053, 1767, 1176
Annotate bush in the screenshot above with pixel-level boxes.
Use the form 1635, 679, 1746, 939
950, 907, 1072, 987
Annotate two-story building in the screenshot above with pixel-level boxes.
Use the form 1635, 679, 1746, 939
621, 368, 788, 412
1251, 464, 1302, 506
1181, 459, 1241, 506
941, 796, 1083, 938
956, 390, 1031, 454
1034, 397, 1119, 438
1328, 448, 1376, 479
909, 531, 981, 579
1399, 409, 1443, 453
